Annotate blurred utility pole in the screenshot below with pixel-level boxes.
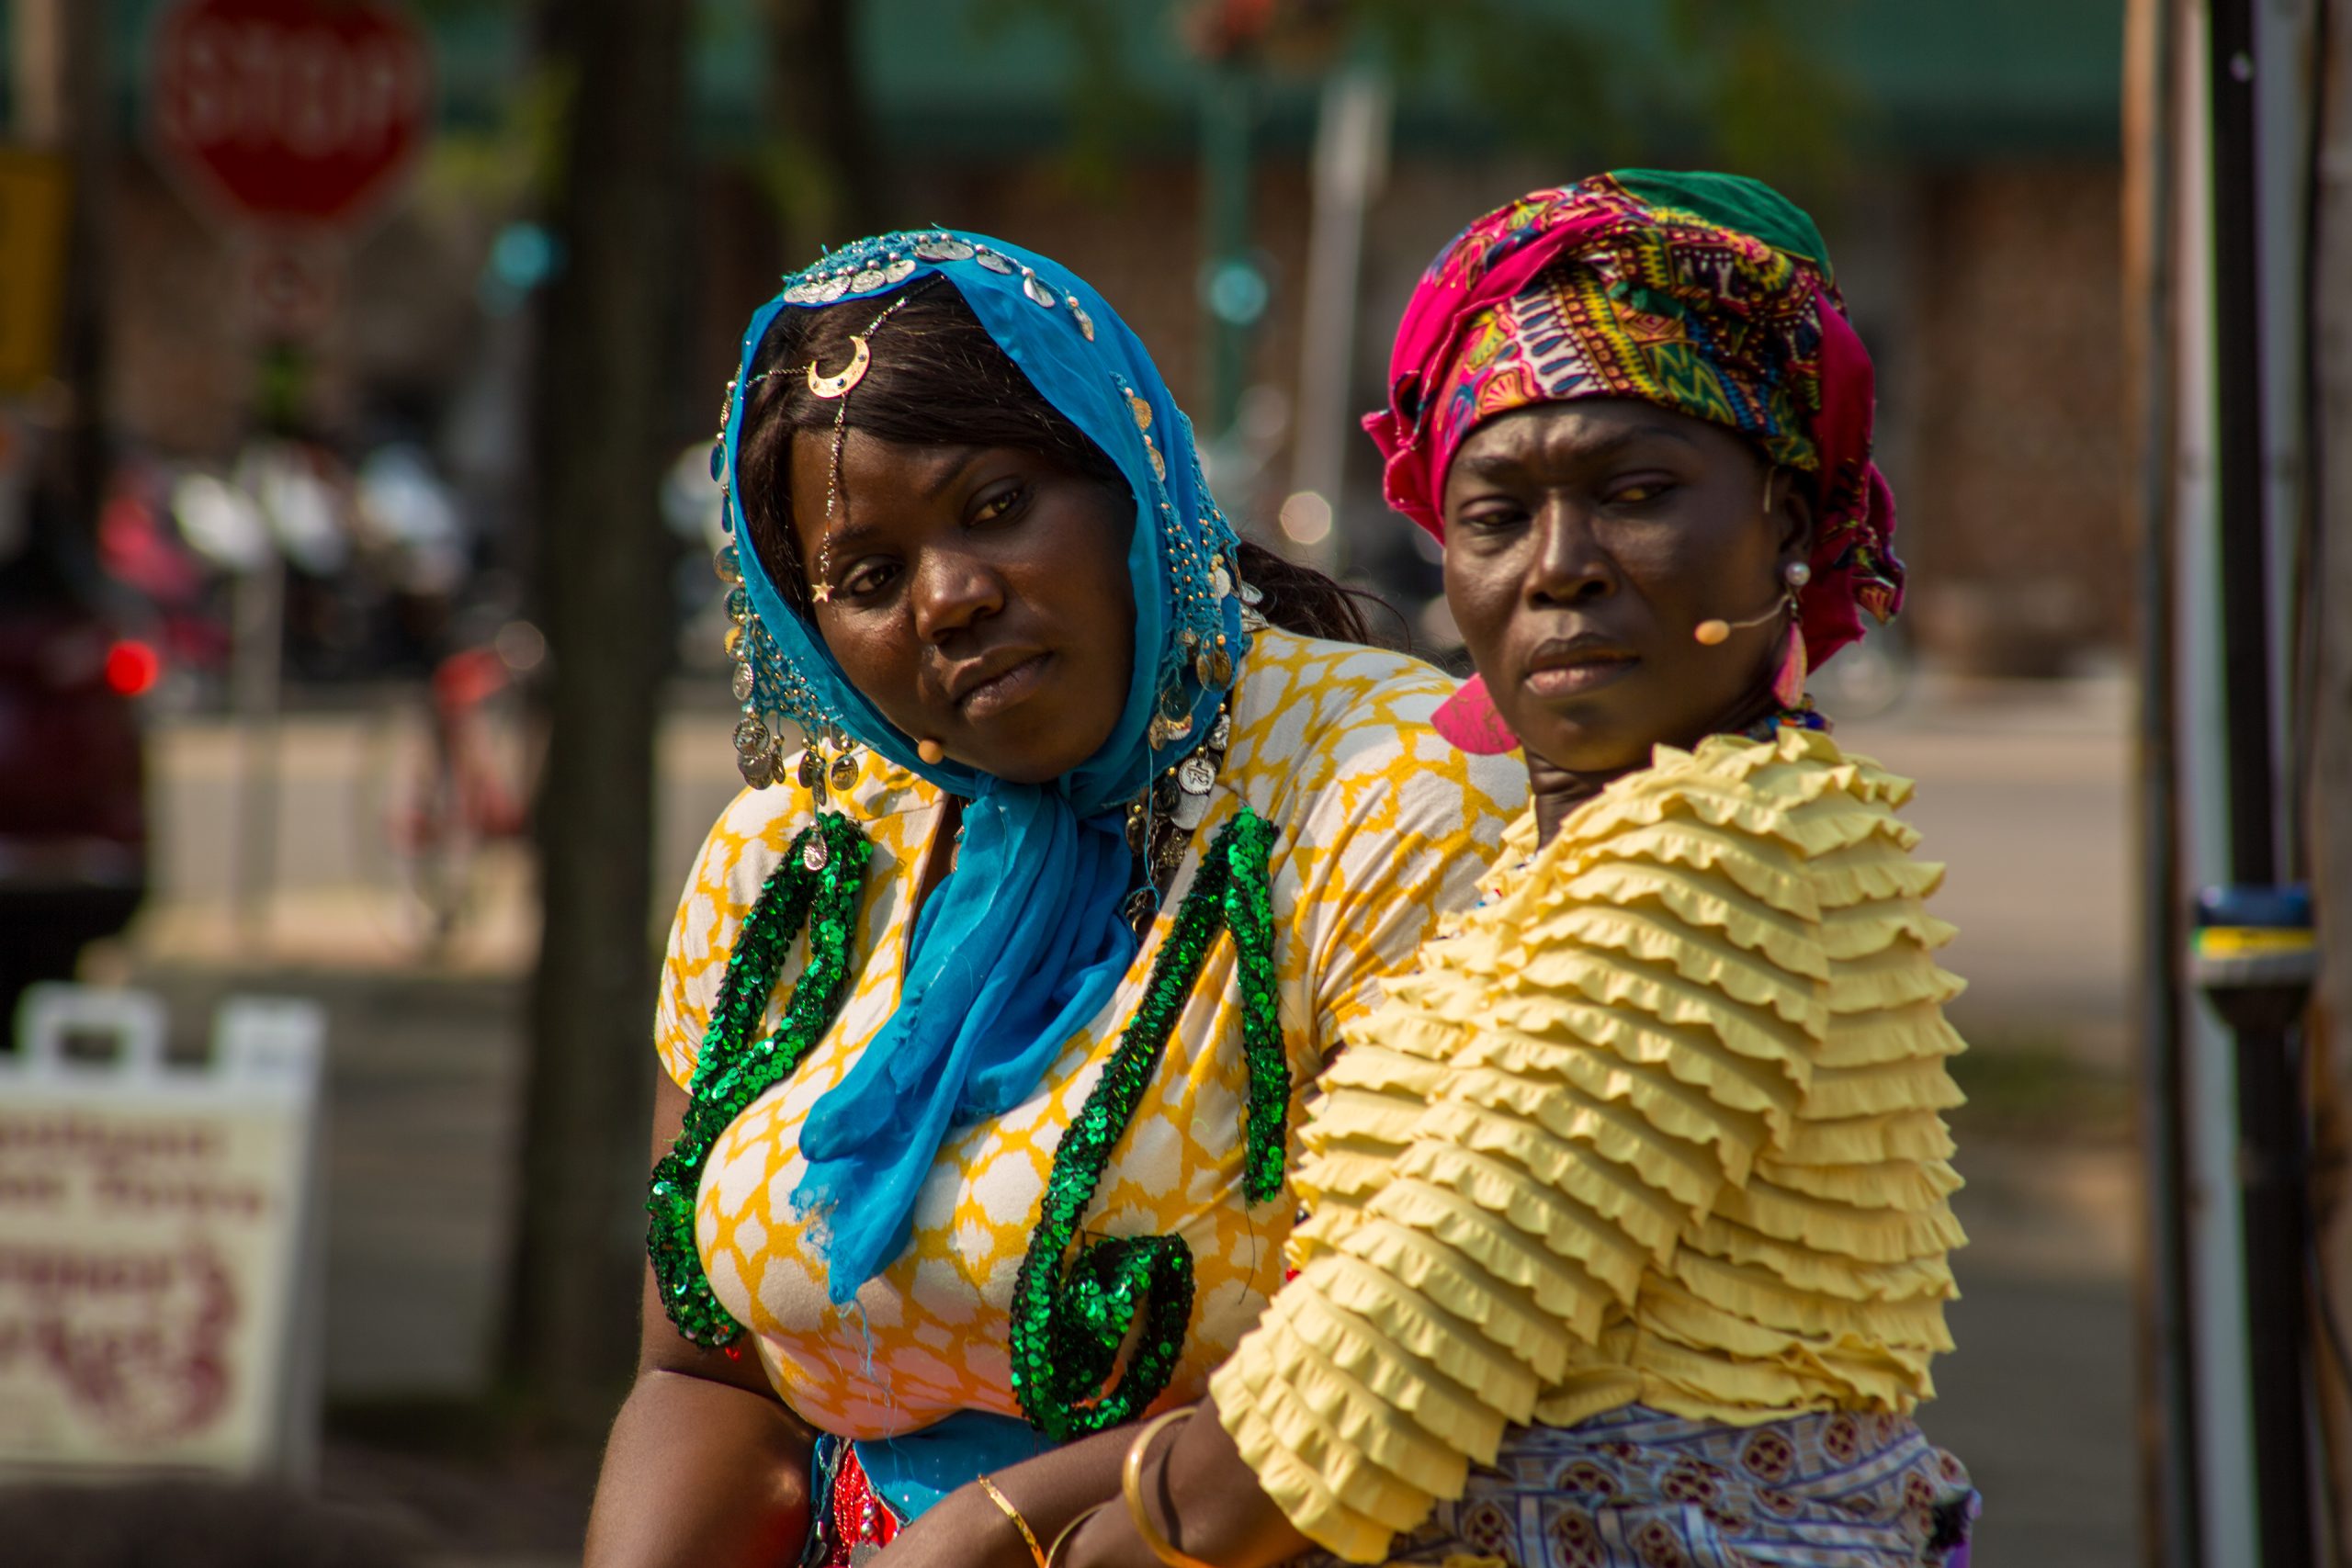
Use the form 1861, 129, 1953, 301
1188, 0, 1277, 446
11, 0, 110, 550
2120, 4, 2198, 1562
2142, 0, 2341, 1564
766, 0, 886, 256
503, 0, 687, 1430
2306, 0, 2352, 1553
1287, 64, 1387, 575
1198, 62, 1253, 443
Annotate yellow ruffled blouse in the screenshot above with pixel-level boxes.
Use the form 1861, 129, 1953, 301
1209, 727, 1970, 1562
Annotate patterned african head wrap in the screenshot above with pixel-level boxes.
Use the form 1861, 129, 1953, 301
1366, 170, 1904, 672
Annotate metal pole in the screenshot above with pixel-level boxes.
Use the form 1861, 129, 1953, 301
2204, 0, 2314, 1562
231, 551, 285, 943
2126, 0, 2202, 1556
1199, 64, 1251, 443
1288, 65, 1388, 575
14, 0, 110, 545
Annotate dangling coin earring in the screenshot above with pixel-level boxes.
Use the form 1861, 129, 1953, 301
828, 725, 860, 793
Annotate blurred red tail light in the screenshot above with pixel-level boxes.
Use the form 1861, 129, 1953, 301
103, 639, 162, 697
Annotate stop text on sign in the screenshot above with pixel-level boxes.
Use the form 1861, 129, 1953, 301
151, 0, 432, 230
168, 21, 418, 160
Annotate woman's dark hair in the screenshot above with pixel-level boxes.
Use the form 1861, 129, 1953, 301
735, 281, 1394, 646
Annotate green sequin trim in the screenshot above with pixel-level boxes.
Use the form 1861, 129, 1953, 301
1009, 807, 1286, 1439
646, 810, 872, 1349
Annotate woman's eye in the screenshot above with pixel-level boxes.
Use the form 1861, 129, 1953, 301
835, 561, 897, 600
971, 482, 1029, 525
1609, 479, 1675, 506
1455, 502, 1525, 532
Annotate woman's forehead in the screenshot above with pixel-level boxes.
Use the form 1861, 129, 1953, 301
1445, 401, 1734, 482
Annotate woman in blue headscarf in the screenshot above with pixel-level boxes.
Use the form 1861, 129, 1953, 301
583, 232, 1526, 1567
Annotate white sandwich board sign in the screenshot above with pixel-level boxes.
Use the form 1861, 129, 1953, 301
0, 985, 323, 1475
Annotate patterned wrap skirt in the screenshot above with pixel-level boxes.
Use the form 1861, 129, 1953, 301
802, 1406, 1976, 1568
1370, 1406, 1977, 1568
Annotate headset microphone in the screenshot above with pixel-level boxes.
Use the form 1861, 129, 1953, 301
1693, 604, 1784, 646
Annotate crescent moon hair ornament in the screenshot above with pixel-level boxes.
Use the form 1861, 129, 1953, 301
807, 335, 873, 399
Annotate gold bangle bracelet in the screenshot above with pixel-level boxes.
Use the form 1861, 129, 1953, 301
978, 1475, 1051, 1568
1121, 1407, 1217, 1568
1046, 1500, 1111, 1568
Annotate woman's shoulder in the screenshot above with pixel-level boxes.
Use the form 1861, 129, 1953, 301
681, 743, 941, 917
657, 744, 941, 1086
1556, 725, 1921, 859
1223, 626, 1525, 823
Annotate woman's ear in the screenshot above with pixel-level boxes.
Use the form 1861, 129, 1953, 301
1772, 468, 1816, 575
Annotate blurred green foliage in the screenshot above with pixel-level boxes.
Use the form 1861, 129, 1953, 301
966, 0, 1862, 195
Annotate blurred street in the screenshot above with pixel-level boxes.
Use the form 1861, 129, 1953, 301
101, 671, 2143, 1566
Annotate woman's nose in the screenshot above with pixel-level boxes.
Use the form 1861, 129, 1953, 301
910, 548, 1005, 643
1525, 498, 1614, 605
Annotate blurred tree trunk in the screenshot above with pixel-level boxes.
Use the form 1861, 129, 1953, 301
13, 0, 110, 555
2310, 0, 2352, 1549
503, 0, 687, 1429
766, 0, 887, 255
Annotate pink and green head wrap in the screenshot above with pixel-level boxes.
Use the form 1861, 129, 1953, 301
1364, 171, 1904, 750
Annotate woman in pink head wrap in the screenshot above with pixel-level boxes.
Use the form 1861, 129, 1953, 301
868, 173, 1974, 1568
1368, 168, 1906, 760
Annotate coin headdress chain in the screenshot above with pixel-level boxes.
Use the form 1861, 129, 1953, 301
805, 280, 936, 604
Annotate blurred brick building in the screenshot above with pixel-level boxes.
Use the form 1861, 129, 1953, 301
57, 0, 2127, 675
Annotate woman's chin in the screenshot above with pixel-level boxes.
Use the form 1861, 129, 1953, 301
1498, 693, 1658, 780
1510, 712, 1659, 780
947, 716, 1114, 786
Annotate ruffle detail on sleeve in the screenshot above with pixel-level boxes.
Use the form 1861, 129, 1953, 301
1550, 861, 1826, 976
1757, 1155, 1964, 1211
1215, 729, 1969, 1559
1214, 1355, 1431, 1562
1292, 1179, 1628, 1339
1514, 935, 1825, 1031
1781, 1108, 1956, 1166
1687, 1213, 1960, 1303
1817, 1001, 1968, 1069
1459, 1010, 1795, 1172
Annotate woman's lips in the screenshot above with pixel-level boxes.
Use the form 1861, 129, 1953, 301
957, 650, 1054, 719
1522, 651, 1639, 698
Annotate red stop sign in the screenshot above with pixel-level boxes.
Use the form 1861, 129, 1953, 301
151, 0, 433, 230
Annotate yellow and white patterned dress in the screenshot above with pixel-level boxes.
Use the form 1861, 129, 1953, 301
655, 628, 1527, 1438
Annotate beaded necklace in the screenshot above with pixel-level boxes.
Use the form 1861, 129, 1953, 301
646, 802, 1287, 1439
1745, 694, 1829, 739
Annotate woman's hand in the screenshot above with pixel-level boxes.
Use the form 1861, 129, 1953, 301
877, 1400, 1310, 1568
868, 1424, 1133, 1568
582, 1069, 820, 1568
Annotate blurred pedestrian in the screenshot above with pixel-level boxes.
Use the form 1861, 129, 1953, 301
583, 231, 1527, 1565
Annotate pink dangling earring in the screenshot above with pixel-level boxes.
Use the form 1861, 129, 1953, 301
1772, 561, 1812, 709
1772, 620, 1808, 708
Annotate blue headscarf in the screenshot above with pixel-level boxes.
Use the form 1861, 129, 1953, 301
716, 231, 1250, 1305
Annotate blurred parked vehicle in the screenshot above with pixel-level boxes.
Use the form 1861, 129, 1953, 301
0, 510, 152, 1024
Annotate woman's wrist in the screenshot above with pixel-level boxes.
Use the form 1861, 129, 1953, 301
1120, 1410, 1211, 1568
979, 1475, 1051, 1568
